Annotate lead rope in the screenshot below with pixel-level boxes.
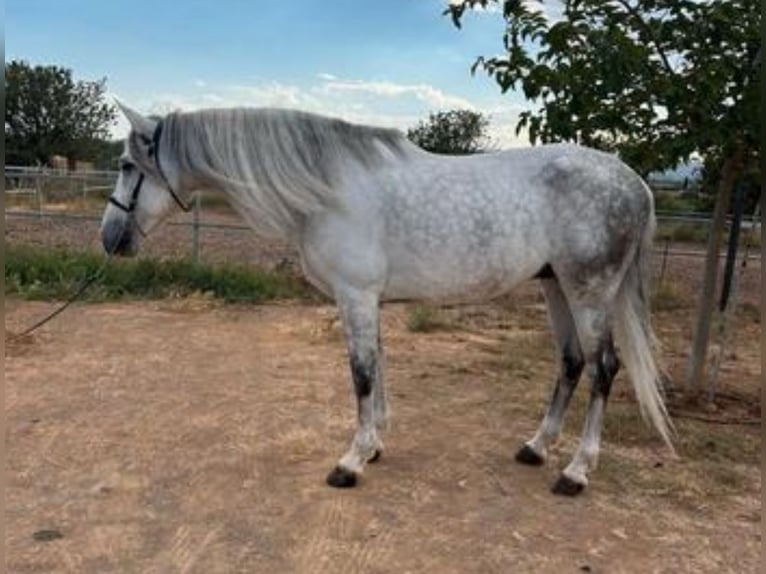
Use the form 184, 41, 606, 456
7, 257, 113, 342
7, 227, 128, 342
7, 180, 140, 343
8, 120, 187, 343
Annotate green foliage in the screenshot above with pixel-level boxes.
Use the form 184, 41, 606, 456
406, 303, 448, 332
407, 109, 490, 154
447, 0, 761, 176
5, 60, 116, 166
90, 138, 126, 170
5, 246, 314, 303
698, 153, 763, 215
654, 221, 710, 244
653, 190, 713, 213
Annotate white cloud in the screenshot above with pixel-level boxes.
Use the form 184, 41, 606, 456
227, 82, 324, 109
524, 0, 564, 23
318, 78, 476, 110
487, 117, 530, 148
111, 73, 531, 148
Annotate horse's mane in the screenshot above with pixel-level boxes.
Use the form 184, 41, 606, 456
160, 107, 415, 237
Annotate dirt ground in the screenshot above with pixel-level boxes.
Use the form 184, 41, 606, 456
6, 287, 761, 573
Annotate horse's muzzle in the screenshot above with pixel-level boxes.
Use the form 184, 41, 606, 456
102, 218, 138, 256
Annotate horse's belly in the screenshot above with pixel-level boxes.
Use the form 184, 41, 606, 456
381, 243, 545, 302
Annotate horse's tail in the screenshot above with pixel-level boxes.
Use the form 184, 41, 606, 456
613, 202, 675, 449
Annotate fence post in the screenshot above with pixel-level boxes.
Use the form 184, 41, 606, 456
36, 172, 43, 215
192, 192, 201, 263
657, 238, 670, 290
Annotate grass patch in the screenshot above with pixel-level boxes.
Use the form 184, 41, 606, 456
563, 397, 760, 510
651, 281, 689, 311
5, 245, 316, 303
407, 303, 450, 333
655, 221, 710, 244
653, 190, 712, 213
483, 331, 553, 385
581, 395, 760, 506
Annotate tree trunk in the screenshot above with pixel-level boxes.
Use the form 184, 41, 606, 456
718, 181, 746, 312
686, 152, 741, 396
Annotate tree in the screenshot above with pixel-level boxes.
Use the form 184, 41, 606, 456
407, 109, 490, 154
90, 138, 126, 171
5, 60, 116, 167
447, 0, 759, 174
447, 0, 761, 396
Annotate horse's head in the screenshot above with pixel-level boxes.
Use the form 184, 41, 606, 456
101, 102, 191, 256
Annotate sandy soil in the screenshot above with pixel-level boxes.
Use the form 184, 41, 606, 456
6, 293, 761, 574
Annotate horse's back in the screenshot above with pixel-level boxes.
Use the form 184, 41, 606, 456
368, 146, 572, 300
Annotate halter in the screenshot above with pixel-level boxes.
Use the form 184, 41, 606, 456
12, 124, 184, 342
108, 120, 193, 215
107, 172, 145, 213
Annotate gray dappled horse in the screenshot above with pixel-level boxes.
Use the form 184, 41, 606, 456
101, 103, 672, 495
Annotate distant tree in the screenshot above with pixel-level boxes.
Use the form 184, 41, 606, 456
447, 0, 761, 397
91, 138, 126, 171
5, 60, 116, 167
407, 109, 490, 155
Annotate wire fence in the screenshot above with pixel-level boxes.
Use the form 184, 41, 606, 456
5, 165, 762, 281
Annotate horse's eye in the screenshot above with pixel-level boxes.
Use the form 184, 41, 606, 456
120, 161, 135, 173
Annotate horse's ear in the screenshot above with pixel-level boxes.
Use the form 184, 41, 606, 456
114, 98, 157, 138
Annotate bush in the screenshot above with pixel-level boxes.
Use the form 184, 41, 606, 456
653, 190, 713, 213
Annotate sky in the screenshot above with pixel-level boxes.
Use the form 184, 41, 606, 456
5, 0, 537, 147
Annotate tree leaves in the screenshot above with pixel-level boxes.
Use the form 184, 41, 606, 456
449, 0, 761, 176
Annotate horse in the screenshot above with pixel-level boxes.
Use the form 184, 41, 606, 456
101, 102, 673, 495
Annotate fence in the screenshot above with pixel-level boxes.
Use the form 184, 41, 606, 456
4, 165, 762, 276
6, 165, 117, 204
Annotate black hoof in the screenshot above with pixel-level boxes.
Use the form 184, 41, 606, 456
551, 474, 585, 496
326, 466, 358, 488
515, 445, 545, 466
367, 449, 382, 464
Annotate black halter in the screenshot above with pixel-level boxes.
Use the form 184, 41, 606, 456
108, 120, 193, 215
108, 172, 145, 213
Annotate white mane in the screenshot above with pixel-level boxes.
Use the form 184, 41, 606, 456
159, 108, 416, 237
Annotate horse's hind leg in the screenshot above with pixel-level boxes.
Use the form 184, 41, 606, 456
326, 289, 384, 488
551, 300, 620, 495
516, 277, 585, 466
365, 335, 388, 464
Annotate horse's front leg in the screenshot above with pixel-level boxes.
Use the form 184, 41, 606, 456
326, 288, 384, 488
